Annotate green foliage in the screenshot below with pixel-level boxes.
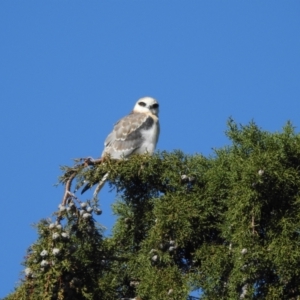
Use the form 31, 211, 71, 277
5, 120, 300, 299
4, 201, 117, 300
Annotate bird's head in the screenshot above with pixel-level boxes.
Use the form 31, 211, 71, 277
133, 97, 159, 116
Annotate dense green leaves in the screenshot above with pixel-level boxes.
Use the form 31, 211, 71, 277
5, 120, 300, 299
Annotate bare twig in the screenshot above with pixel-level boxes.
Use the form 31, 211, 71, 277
61, 157, 103, 205
62, 172, 77, 205
93, 172, 109, 199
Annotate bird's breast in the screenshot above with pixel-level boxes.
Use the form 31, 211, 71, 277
136, 119, 160, 155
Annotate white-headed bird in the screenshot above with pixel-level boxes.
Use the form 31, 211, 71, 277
81, 97, 160, 196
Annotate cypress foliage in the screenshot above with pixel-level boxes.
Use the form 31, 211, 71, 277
4, 120, 300, 299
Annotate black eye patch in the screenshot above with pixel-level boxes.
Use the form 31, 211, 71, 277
152, 103, 159, 109
138, 102, 146, 107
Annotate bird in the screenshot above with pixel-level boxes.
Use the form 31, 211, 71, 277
81, 96, 160, 196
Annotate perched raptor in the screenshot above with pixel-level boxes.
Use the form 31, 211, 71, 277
81, 96, 160, 195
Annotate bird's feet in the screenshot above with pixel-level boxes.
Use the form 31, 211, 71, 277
83, 157, 103, 167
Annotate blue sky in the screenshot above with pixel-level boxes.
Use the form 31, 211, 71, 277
1, 1, 300, 297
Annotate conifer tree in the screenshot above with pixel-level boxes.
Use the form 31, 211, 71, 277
4, 120, 300, 300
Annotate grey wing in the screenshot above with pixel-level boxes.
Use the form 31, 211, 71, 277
102, 113, 153, 158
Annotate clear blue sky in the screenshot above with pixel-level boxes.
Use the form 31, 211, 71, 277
1, 1, 300, 297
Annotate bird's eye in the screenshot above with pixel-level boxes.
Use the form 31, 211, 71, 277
138, 102, 146, 107
152, 103, 159, 109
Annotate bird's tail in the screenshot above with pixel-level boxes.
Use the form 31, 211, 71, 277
81, 181, 92, 194
80, 172, 109, 199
